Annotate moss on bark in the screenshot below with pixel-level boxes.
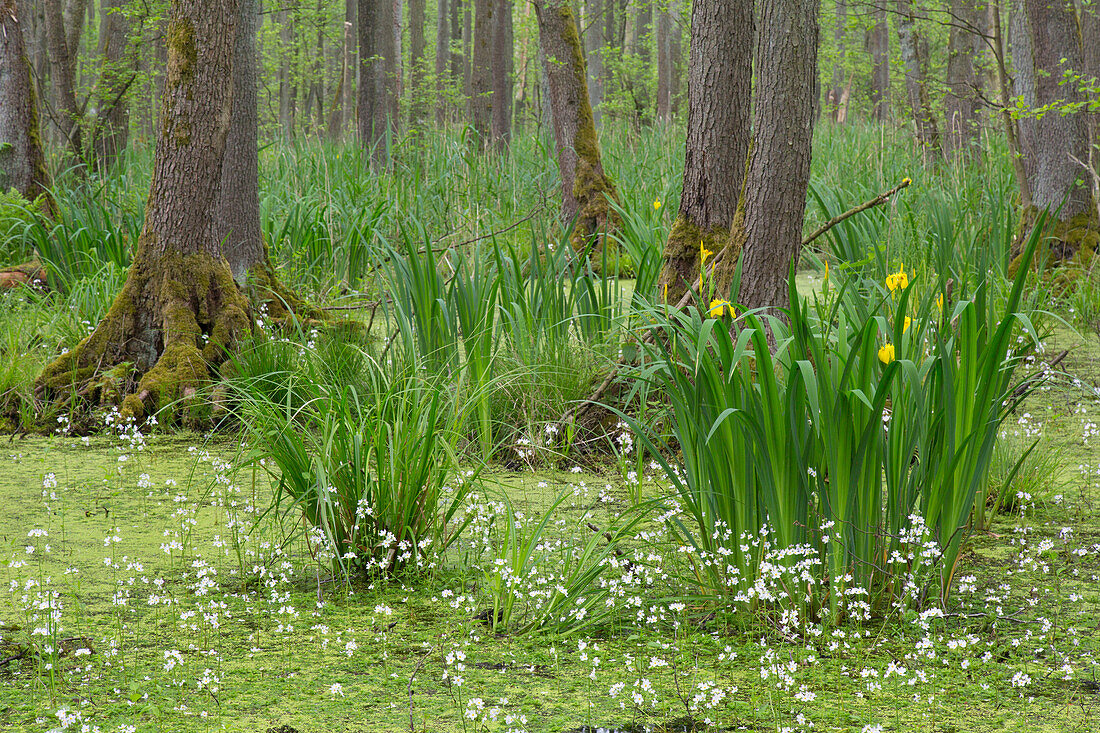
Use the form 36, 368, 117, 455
36, 243, 250, 427
1010, 208, 1100, 291
658, 216, 734, 304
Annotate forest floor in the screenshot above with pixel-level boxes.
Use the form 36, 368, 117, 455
2, 310, 1099, 733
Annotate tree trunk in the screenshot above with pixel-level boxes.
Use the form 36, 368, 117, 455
944, 0, 981, 159
658, 0, 752, 304
1079, 0, 1099, 195
0, 0, 51, 203
37, 0, 251, 426
89, 0, 133, 170
632, 1, 652, 122
213, 0, 318, 321
329, 0, 356, 138
736, 0, 818, 314
43, 0, 82, 154
490, 0, 513, 149
434, 0, 449, 125
992, 0, 1032, 208
1010, 0, 1038, 185
669, 1, 682, 115
1020, 0, 1091, 223
584, 0, 603, 128
470, 0, 493, 144
449, 0, 463, 115
358, 0, 396, 164
278, 8, 296, 136
534, 0, 618, 249
829, 0, 846, 122
895, 0, 941, 160
408, 0, 427, 127
869, 5, 889, 122
655, 3, 671, 124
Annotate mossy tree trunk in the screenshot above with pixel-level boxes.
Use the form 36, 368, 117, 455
1013, 0, 1098, 267
534, 0, 618, 250
36, 0, 250, 426
0, 0, 51, 204
214, 0, 321, 322
658, 0, 752, 304
735, 0, 818, 314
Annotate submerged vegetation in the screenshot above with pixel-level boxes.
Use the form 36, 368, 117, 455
3, 124, 1100, 732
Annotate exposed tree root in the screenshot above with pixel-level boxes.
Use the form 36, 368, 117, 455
35, 248, 250, 427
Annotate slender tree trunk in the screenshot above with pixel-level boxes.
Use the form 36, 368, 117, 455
669, 1, 682, 116
869, 5, 889, 122
449, 0, 463, 116
736, 0, 819, 313
584, 0, 603, 127
534, 0, 618, 248
632, 1, 652, 121
659, 0, 752, 303
358, 0, 396, 164
434, 0, 450, 125
944, 0, 981, 159
992, 0, 1032, 208
470, 0, 493, 144
490, 0, 513, 149
38, 0, 250, 426
0, 0, 51, 203
278, 8, 296, 136
895, 0, 941, 159
655, 3, 671, 123
408, 0, 427, 128
89, 0, 133, 170
463, 0, 472, 103
1010, 0, 1038, 185
43, 0, 82, 153
313, 0, 326, 134
829, 0, 846, 122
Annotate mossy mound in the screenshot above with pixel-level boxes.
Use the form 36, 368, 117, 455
1009, 209, 1099, 293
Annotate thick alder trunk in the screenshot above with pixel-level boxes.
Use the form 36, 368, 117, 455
490, 0, 513, 149
944, 0, 982, 159
37, 0, 250, 426
534, 0, 618, 249
736, 0, 818, 313
658, 0, 752, 304
90, 0, 133, 169
895, 0, 941, 160
1, 0, 50, 203
470, 0, 493, 144
868, 6, 889, 122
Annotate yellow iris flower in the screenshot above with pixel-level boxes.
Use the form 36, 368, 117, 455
885, 265, 909, 294
878, 343, 896, 364
708, 299, 735, 318
653, 198, 662, 211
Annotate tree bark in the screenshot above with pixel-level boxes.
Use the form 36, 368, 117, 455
829, 0, 846, 122
329, 0, 356, 138
895, 0, 941, 159
358, 0, 396, 164
869, 5, 889, 122
1079, 0, 1099, 192
434, 0, 449, 125
278, 8, 296, 136
584, 0, 604, 128
38, 0, 251, 426
490, 0, 513, 149
42, 0, 82, 154
736, 0, 819, 314
534, 0, 618, 249
658, 0, 752, 304
470, 0, 493, 144
1020, 0, 1089, 219
655, 2, 671, 123
0, 0, 51, 203
89, 0, 134, 170
408, 0, 427, 127
944, 0, 982, 159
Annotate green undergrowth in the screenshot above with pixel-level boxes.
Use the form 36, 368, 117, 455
3, 321, 1100, 733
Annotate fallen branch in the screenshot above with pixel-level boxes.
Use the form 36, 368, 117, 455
552, 179, 913, 432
